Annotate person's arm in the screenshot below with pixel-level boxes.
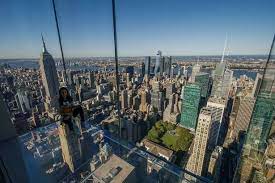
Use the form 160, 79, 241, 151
60, 106, 73, 116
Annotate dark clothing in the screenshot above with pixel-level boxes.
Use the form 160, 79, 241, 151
73, 105, 85, 123
59, 98, 85, 131
63, 118, 74, 131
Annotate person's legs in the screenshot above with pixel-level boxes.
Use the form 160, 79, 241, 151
63, 119, 74, 131
73, 105, 85, 122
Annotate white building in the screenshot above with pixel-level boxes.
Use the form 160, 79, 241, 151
15, 89, 32, 113
190, 63, 201, 82
186, 107, 215, 177
206, 97, 226, 147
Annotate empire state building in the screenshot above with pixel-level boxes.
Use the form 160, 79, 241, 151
39, 35, 59, 111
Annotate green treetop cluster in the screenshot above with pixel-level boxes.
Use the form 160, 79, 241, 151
147, 120, 194, 152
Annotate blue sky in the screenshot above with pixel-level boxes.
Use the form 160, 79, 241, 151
0, 0, 274, 58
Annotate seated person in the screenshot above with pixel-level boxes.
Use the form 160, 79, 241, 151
59, 87, 85, 132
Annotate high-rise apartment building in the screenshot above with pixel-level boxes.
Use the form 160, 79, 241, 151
186, 107, 215, 177
39, 36, 60, 111
180, 84, 201, 131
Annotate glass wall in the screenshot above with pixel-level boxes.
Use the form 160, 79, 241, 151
0, 0, 274, 183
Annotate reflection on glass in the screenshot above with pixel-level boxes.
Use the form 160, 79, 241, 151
234, 35, 275, 183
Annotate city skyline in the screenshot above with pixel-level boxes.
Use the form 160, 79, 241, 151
1, 38, 274, 182
0, 0, 275, 58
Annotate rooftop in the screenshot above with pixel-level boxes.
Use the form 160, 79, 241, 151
207, 96, 226, 106
141, 138, 174, 160
93, 154, 135, 183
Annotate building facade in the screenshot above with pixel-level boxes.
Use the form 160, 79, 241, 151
39, 36, 60, 111
186, 107, 214, 177
195, 72, 210, 98
180, 84, 201, 131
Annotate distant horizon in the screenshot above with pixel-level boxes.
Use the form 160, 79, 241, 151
0, 54, 270, 61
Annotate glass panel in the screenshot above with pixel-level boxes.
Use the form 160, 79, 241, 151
18, 122, 205, 182
233, 35, 275, 183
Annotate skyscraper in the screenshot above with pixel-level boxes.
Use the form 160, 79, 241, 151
194, 72, 210, 98
251, 73, 263, 98
234, 35, 275, 182
154, 50, 162, 75
190, 63, 201, 82
0, 94, 29, 182
140, 90, 148, 113
165, 82, 175, 100
164, 56, 172, 77
127, 90, 133, 108
59, 124, 82, 173
88, 71, 95, 88
163, 93, 180, 124
121, 89, 128, 109
15, 89, 32, 113
206, 97, 226, 146
211, 53, 233, 101
232, 96, 255, 140
207, 146, 223, 182
151, 80, 164, 113
211, 63, 233, 100
180, 84, 201, 131
39, 36, 60, 111
211, 39, 233, 100
145, 56, 151, 76
159, 56, 165, 76
67, 70, 74, 86
186, 107, 215, 177
141, 62, 145, 76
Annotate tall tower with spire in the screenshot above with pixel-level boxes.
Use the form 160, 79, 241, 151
39, 35, 60, 111
211, 35, 233, 101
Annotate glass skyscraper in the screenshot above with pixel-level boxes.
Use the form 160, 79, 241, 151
154, 50, 162, 75
211, 60, 233, 100
234, 35, 275, 182
180, 84, 201, 131
195, 72, 210, 98
145, 56, 151, 76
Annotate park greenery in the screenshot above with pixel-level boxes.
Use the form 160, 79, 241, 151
147, 120, 194, 152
